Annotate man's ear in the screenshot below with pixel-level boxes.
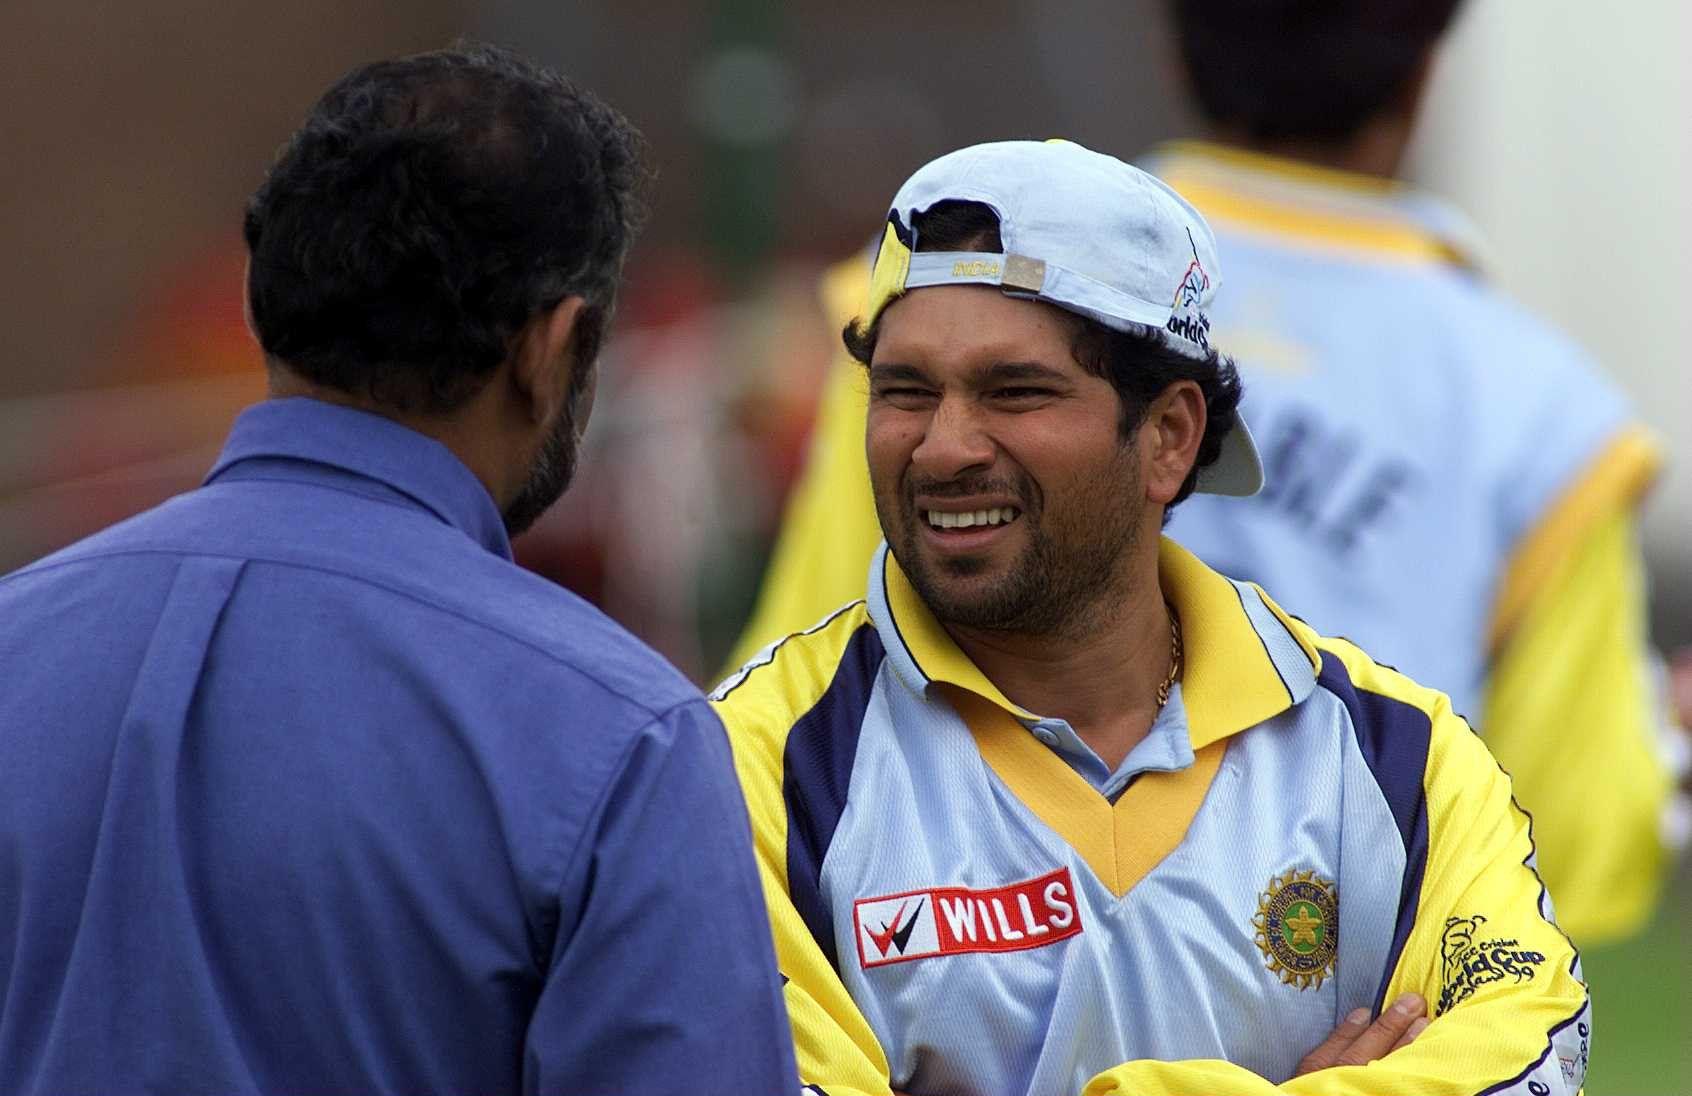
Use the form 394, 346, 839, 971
509, 296, 587, 426
1141, 379, 1207, 506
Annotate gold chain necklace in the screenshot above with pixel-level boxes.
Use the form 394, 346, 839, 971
1155, 609, 1183, 709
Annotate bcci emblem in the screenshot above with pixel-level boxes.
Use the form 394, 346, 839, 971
1253, 869, 1339, 991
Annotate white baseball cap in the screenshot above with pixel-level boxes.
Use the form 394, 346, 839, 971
862, 139, 1263, 497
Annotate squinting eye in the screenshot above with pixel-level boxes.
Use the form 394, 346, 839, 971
875, 386, 937, 401
994, 387, 1053, 400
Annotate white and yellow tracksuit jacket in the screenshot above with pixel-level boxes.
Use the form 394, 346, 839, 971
714, 538, 1589, 1096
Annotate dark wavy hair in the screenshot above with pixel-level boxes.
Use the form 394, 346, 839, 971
244, 42, 648, 413
844, 200, 1244, 512
1169, 0, 1465, 145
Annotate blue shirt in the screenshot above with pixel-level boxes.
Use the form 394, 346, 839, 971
0, 398, 796, 1095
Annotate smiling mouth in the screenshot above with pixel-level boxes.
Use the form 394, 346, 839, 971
924, 506, 1022, 530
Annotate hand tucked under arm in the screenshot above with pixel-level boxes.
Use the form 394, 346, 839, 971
1292, 994, 1428, 1076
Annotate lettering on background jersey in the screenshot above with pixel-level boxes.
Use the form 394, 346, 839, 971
853, 868, 1084, 969
1247, 402, 1418, 558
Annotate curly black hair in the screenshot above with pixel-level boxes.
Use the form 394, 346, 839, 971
244, 42, 649, 414
1169, 0, 1465, 145
843, 200, 1243, 511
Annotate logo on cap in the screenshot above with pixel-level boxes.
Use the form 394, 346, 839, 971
1166, 228, 1213, 350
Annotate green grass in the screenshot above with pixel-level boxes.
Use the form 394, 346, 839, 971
1579, 867, 1691, 1095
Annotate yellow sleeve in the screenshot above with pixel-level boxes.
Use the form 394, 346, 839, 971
712, 606, 895, 1096
724, 257, 882, 675
755, 839, 891, 1096
1482, 506, 1670, 945
1083, 643, 1590, 1096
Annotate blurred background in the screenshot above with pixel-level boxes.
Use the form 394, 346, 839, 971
1, 0, 1685, 1090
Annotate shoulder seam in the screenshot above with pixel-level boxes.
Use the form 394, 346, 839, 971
4, 547, 687, 719
711, 600, 868, 703
1312, 634, 1448, 720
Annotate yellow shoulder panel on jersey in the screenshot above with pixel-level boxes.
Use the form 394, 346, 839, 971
1488, 424, 1662, 649
713, 600, 872, 753
1311, 633, 1448, 722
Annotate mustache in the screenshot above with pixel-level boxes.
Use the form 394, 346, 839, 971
903, 474, 1030, 503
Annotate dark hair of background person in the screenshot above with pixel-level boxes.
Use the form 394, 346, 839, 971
1168, 0, 1465, 145
244, 42, 649, 414
844, 200, 1244, 511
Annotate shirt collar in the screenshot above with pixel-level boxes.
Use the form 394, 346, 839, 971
867, 536, 1320, 749
205, 397, 513, 559
1144, 140, 1490, 274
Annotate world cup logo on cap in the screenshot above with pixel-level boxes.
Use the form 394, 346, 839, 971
1165, 229, 1212, 351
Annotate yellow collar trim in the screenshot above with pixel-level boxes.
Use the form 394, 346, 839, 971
1158, 538, 1319, 747
949, 683, 1229, 899
1160, 140, 1404, 196
1155, 142, 1472, 269
883, 550, 1037, 720
881, 538, 1319, 747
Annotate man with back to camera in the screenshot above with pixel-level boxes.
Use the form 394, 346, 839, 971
726, 0, 1688, 948
712, 139, 1590, 1095
0, 43, 795, 1094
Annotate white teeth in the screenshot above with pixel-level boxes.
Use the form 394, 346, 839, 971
926, 507, 1020, 529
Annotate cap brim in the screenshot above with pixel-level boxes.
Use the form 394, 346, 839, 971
1194, 415, 1263, 497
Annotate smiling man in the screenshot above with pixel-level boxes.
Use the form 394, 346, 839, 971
712, 141, 1589, 1096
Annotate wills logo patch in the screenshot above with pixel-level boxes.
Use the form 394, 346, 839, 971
853, 868, 1083, 969
1253, 869, 1339, 990
1436, 914, 1547, 1015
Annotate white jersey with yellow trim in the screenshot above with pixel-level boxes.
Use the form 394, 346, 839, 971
713, 538, 1590, 1096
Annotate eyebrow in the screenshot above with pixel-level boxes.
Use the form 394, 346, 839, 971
977, 361, 1070, 384
867, 363, 931, 385
869, 360, 1071, 385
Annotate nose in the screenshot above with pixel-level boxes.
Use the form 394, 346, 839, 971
911, 395, 995, 481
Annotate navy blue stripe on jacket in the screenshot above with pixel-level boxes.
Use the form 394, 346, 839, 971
783, 624, 887, 972
1318, 651, 1432, 1014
